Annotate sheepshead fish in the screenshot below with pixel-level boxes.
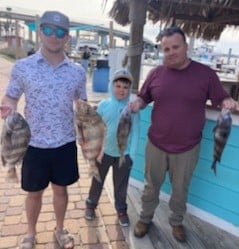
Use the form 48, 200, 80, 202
211, 109, 232, 175
74, 100, 105, 182
1, 112, 31, 182
117, 105, 132, 167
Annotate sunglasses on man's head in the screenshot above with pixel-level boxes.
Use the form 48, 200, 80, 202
159, 27, 186, 42
41, 26, 68, 39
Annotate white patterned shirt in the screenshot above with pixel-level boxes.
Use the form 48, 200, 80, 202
6, 50, 87, 148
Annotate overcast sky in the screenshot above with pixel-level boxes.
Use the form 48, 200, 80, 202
1, 0, 239, 55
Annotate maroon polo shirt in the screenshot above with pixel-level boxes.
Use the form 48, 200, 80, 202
138, 60, 229, 153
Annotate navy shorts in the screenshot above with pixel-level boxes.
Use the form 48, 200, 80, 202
21, 141, 79, 192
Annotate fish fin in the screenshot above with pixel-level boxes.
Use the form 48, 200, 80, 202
88, 161, 101, 183
96, 152, 103, 164
1, 155, 6, 166
78, 143, 87, 160
5, 130, 13, 147
211, 160, 217, 175
89, 167, 101, 183
6, 167, 18, 183
96, 145, 104, 163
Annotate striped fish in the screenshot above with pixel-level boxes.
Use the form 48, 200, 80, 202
211, 108, 232, 175
74, 100, 105, 182
117, 105, 132, 167
1, 112, 31, 182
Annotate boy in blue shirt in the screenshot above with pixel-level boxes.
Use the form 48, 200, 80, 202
85, 68, 140, 226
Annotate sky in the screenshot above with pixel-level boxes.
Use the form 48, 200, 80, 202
1, 0, 239, 55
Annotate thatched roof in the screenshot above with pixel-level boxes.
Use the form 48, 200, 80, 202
109, 0, 239, 41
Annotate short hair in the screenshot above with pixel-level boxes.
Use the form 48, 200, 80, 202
159, 27, 186, 42
113, 78, 131, 84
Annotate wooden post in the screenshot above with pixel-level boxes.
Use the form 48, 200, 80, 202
128, 0, 147, 93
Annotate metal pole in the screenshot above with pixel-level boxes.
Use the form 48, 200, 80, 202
109, 20, 114, 48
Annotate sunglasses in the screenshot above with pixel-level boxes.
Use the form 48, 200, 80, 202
41, 26, 68, 39
159, 27, 186, 42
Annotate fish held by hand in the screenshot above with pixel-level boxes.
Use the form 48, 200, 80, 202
74, 100, 105, 182
117, 105, 132, 167
1, 112, 31, 182
211, 108, 232, 175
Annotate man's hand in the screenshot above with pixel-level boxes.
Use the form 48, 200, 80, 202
222, 97, 239, 111
0, 105, 12, 119
128, 97, 146, 113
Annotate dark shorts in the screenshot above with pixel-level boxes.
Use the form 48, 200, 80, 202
21, 141, 79, 192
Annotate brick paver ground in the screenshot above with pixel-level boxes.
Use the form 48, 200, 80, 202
0, 55, 129, 249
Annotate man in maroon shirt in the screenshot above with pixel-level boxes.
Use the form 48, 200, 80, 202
130, 27, 238, 242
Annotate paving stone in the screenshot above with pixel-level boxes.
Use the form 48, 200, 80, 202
69, 194, 81, 202
64, 219, 79, 233
36, 222, 46, 233
79, 179, 92, 187
0, 196, 10, 204
82, 244, 110, 249
99, 195, 111, 204
6, 206, 24, 215
45, 221, 56, 231
105, 224, 125, 241
38, 212, 55, 222
41, 204, 54, 212
0, 204, 7, 212
37, 231, 54, 243
111, 241, 130, 249
99, 203, 116, 216
0, 235, 17, 248
80, 226, 99, 244
1, 224, 27, 236
4, 215, 21, 225
101, 215, 118, 225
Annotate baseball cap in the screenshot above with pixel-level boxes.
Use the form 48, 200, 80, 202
40, 11, 69, 31
113, 69, 133, 82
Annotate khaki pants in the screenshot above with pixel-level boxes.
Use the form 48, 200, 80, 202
139, 139, 200, 225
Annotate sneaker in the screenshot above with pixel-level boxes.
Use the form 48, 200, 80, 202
84, 208, 96, 220
118, 212, 129, 227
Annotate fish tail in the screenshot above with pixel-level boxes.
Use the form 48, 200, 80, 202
119, 154, 125, 168
6, 167, 18, 183
211, 160, 217, 175
1, 156, 6, 166
88, 161, 101, 183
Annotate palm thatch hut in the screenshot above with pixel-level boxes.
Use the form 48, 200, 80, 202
107, 0, 239, 92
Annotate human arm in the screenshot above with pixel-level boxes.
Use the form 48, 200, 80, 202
208, 68, 238, 111
0, 95, 18, 119
129, 67, 158, 113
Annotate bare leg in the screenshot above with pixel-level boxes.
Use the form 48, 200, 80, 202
25, 190, 44, 237
52, 183, 68, 230
52, 183, 74, 248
